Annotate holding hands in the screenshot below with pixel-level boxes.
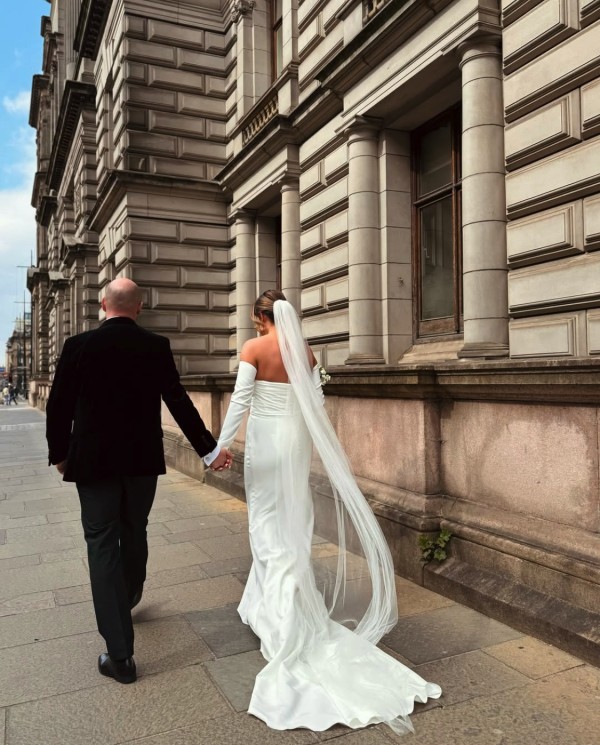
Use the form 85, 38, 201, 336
210, 447, 233, 471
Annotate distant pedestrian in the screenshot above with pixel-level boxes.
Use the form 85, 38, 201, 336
2, 386, 9, 406
8, 385, 18, 405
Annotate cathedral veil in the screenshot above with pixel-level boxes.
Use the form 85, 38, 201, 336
273, 299, 398, 643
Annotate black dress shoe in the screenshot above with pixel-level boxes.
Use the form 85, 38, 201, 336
98, 653, 137, 684
130, 588, 143, 610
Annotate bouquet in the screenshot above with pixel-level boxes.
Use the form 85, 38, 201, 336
318, 365, 331, 386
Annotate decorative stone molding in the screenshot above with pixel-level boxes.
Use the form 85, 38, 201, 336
241, 92, 279, 145
502, 0, 546, 27
503, 0, 579, 75
363, 0, 392, 23
509, 313, 584, 358
507, 202, 584, 267
581, 0, 600, 27
508, 253, 600, 317
74, 0, 111, 60
47, 81, 96, 191
505, 21, 600, 122
505, 92, 581, 171
231, 0, 256, 23
29, 74, 49, 128
38, 195, 58, 228
587, 309, 600, 354
506, 138, 600, 219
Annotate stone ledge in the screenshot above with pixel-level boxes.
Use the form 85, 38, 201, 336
425, 558, 600, 668
182, 358, 600, 404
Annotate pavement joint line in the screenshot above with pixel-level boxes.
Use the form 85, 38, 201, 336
2, 405, 598, 743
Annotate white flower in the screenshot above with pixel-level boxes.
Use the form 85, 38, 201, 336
318, 366, 331, 385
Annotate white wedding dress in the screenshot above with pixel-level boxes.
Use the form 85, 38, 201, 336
217, 301, 441, 734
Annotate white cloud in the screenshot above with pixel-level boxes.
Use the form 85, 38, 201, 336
3, 91, 31, 115
0, 126, 36, 348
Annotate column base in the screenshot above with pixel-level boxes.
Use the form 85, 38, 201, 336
344, 353, 386, 365
458, 342, 509, 359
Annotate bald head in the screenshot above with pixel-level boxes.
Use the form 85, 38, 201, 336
102, 278, 142, 319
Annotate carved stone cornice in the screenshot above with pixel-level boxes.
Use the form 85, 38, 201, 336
74, 0, 112, 60
231, 0, 255, 23
89, 169, 227, 233
47, 81, 96, 191
62, 236, 98, 269
38, 195, 58, 228
242, 91, 279, 145
27, 267, 49, 293
29, 74, 49, 128
363, 0, 392, 23
41, 18, 54, 75
317, 0, 456, 95
31, 170, 48, 210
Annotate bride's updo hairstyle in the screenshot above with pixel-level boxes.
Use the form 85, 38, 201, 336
253, 289, 286, 324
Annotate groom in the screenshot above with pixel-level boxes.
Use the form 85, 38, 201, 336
46, 278, 232, 684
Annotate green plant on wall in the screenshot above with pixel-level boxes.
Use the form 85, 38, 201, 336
419, 529, 452, 563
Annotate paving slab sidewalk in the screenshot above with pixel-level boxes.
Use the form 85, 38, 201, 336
0, 405, 598, 745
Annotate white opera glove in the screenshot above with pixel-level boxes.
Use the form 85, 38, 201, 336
217, 361, 257, 449
312, 364, 325, 405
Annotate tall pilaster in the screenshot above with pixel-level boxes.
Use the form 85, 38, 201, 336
280, 179, 301, 312
234, 0, 256, 117
234, 210, 257, 351
459, 40, 508, 358
345, 118, 385, 364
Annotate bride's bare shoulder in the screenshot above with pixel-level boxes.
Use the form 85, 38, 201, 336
240, 337, 261, 366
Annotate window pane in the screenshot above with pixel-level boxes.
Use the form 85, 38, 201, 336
418, 121, 452, 196
420, 197, 454, 320
275, 26, 283, 77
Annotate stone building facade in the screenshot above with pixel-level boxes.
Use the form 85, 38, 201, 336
5, 315, 32, 393
29, 0, 600, 663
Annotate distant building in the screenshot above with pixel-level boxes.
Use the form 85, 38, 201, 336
29, 1, 600, 663
5, 314, 32, 394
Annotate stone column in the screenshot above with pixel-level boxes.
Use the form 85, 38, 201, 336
459, 40, 508, 358
345, 118, 385, 364
280, 179, 301, 312
234, 0, 256, 117
234, 210, 257, 351
64, 0, 79, 79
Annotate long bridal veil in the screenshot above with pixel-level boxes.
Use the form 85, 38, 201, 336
273, 299, 398, 643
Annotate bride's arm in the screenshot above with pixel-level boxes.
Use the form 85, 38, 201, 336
312, 363, 325, 404
217, 359, 257, 449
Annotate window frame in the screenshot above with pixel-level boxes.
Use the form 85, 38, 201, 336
411, 106, 463, 338
271, 0, 283, 82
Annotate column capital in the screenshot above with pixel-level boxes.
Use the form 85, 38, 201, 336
231, 208, 255, 225
280, 177, 300, 194
458, 36, 502, 66
231, 0, 255, 23
343, 115, 382, 141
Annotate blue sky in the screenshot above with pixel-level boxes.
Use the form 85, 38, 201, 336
0, 2, 48, 356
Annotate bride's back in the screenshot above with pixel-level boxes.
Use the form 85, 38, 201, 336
243, 332, 315, 384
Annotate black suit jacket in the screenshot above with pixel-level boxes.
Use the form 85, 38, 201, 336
46, 317, 217, 483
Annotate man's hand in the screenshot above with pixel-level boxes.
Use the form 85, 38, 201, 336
55, 460, 67, 475
210, 448, 233, 471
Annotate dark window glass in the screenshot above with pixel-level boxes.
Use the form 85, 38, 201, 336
412, 108, 462, 337
272, 1, 283, 80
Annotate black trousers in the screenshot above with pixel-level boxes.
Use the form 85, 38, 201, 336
76, 475, 158, 659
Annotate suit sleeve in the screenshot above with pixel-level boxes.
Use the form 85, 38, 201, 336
46, 337, 80, 466
158, 337, 217, 457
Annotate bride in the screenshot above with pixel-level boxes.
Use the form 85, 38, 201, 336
216, 289, 441, 734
